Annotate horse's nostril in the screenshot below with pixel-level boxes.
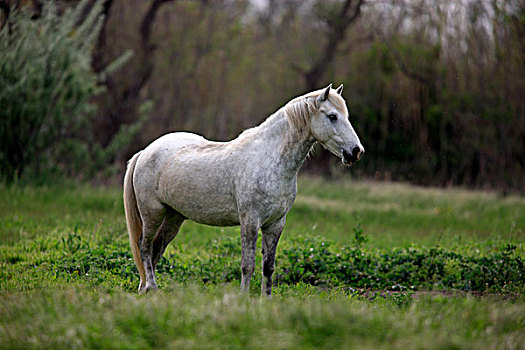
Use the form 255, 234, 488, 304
352, 146, 361, 161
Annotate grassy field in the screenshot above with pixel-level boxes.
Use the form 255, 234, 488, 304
1, 177, 524, 349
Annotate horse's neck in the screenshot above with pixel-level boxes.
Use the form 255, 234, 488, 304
253, 110, 315, 179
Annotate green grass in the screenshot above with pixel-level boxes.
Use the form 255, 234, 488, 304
1, 286, 523, 349
1, 177, 524, 349
294, 177, 525, 248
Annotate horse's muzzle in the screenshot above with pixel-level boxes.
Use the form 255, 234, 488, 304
342, 146, 364, 165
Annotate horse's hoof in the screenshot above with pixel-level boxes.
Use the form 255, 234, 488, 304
139, 284, 158, 295
138, 281, 146, 294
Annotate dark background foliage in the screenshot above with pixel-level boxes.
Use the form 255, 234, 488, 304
1, 0, 524, 191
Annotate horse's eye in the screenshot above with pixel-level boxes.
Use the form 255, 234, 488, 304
327, 114, 338, 122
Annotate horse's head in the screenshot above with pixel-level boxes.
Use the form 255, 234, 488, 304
309, 84, 365, 166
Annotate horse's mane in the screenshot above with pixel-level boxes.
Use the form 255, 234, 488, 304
283, 88, 348, 134
236, 88, 348, 142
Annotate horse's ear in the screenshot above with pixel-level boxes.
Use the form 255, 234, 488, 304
335, 84, 343, 95
317, 83, 332, 105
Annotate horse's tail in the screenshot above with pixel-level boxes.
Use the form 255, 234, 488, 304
123, 152, 146, 291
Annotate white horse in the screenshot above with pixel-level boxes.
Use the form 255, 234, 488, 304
123, 84, 364, 296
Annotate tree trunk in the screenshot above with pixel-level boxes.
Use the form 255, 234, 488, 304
303, 0, 364, 90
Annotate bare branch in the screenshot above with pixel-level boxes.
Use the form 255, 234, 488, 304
337, 33, 375, 55
94, 0, 176, 147
304, 0, 365, 90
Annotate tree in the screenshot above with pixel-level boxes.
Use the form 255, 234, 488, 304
91, 0, 175, 151
302, 0, 364, 90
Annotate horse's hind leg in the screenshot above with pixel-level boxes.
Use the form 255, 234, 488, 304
261, 217, 285, 297
152, 207, 185, 269
139, 203, 165, 293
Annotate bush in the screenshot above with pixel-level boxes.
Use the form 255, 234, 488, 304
0, 1, 134, 183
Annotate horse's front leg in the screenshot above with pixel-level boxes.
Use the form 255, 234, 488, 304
261, 217, 285, 297
239, 215, 260, 293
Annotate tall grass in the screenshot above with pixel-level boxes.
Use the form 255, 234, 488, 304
1, 286, 523, 350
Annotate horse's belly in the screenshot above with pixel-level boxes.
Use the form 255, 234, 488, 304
162, 170, 240, 227
176, 200, 240, 227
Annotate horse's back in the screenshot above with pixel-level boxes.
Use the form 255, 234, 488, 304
133, 132, 240, 226
147, 132, 208, 150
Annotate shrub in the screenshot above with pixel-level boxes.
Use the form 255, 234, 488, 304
0, 1, 133, 183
